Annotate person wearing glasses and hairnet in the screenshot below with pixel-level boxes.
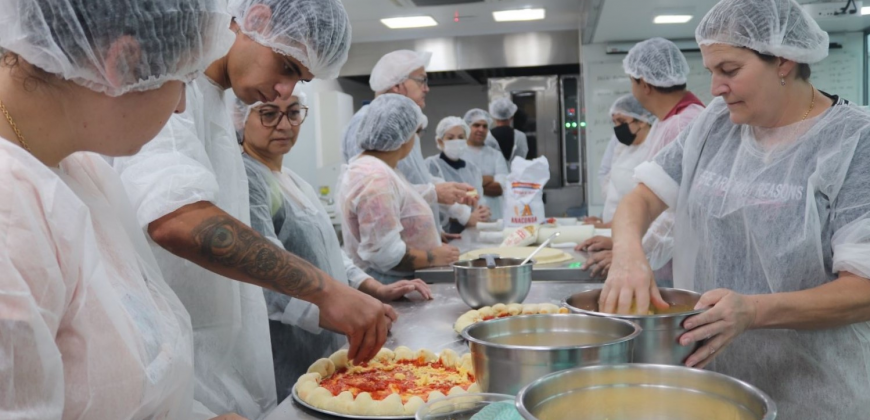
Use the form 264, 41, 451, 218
340, 50, 477, 242
488, 98, 529, 164
0, 0, 251, 418
233, 91, 432, 402
338, 94, 460, 285
602, 0, 870, 417
425, 117, 491, 233
463, 108, 510, 221
111, 1, 397, 418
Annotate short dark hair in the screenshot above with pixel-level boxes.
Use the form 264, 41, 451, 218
751, 50, 812, 81
632, 77, 687, 94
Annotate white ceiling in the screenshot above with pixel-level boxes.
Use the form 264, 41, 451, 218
341, 0, 582, 44
593, 0, 870, 44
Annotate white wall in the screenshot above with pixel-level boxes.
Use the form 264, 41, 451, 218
419, 84, 490, 158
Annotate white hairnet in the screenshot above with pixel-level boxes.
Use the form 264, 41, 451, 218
0, 0, 233, 96
435, 117, 470, 141
464, 108, 493, 127
696, 0, 829, 64
623, 37, 690, 88
610, 94, 656, 124
369, 50, 432, 93
231, 87, 308, 139
489, 98, 518, 120
356, 94, 422, 152
419, 113, 429, 130
228, 0, 352, 80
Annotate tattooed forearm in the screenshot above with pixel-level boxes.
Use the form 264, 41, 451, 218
426, 251, 435, 265
190, 215, 327, 297
394, 249, 417, 272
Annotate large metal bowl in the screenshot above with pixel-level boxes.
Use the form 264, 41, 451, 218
454, 257, 532, 309
565, 287, 706, 364
460, 314, 640, 395
517, 364, 776, 420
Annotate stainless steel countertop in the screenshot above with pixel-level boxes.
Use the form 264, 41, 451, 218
263, 281, 602, 420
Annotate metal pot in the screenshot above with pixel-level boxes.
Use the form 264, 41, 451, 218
460, 314, 640, 395
454, 257, 532, 309
517, 364, 776, 420
564, 287, 705, 364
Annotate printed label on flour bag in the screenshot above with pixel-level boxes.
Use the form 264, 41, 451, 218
503, 156, 550, 227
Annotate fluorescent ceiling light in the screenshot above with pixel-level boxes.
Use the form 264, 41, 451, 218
493, 8, 546, 22
862, 6, 870, 15
654, 15, 693, 24
381, 16, 438, 29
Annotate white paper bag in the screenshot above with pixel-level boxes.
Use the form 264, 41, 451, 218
503, 156, 550, 227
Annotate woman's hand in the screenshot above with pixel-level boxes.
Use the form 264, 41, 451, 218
374, 279, 433, 301
430, 244, 460, 267
680, 289, 759, 368
582, 250, 612, 279
467, 206, 491, 227
575, 236, 614, 252
598, 243, 668, 314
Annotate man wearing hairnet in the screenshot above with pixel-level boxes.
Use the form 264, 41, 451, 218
340, 50, 476, 240
463, 108, 510, 221
602, 0, 870, 418
112, 1, 395, 418
488, 98, 529, 164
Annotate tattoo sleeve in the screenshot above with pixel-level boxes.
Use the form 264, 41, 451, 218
190, 215, 327, 298
394, 249, 418, 272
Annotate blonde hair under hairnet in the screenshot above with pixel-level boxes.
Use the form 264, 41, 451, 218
0, 0, 233, 96
695, 0, 829, 64
228, 0, 352, 80
369, 50, 432, 93
623, 37, 691, 88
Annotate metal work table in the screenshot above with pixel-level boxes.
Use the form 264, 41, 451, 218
263, 281, 602, 420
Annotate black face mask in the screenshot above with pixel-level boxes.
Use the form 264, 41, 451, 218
614, 122, 637, 146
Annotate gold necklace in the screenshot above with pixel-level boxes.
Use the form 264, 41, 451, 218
0, 99, 31, 152
801, 85, 816, 122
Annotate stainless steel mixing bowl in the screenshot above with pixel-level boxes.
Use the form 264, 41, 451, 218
454, 257, 532, 309
565, 287, 706, 364
460, 314, 640, 395
517, 364, 776, 420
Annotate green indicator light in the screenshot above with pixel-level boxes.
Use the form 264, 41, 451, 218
580, 122, 587, 127
565, 122, 571, 128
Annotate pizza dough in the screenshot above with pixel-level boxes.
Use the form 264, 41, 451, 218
454, 303, 570, 333
460, 246, 573, 265
296, 347, 480, 417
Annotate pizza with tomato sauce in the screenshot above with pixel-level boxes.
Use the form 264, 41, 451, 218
453, 302, 569, 333
295, 347, 479, 417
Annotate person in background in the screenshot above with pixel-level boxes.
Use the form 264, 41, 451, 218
234, 91, 431, 402
596, 135, 619, 202
463, 108, 509, 221
0, 0, 247, 418
340, 50, 476, 239
602, 0, 870, 417
425, 117, 491, 234
489, 98, 529, 164
339, 94, 460, 285
112, 1, 396, 418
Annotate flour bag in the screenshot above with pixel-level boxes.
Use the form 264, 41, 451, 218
503, 156, 549, 228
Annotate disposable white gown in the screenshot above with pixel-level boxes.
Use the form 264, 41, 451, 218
425, 154, 484, 231
338, 155, 441, 284
0, 143, 196, 420
113, 75, 276, 420
635, 96, 870, 419
462, 145, 509, 221
244, 154, 366, 401
598, 135, 619, 200
603, 104, 702, 271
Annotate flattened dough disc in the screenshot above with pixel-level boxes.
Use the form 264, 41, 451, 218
460, 246, 573, 265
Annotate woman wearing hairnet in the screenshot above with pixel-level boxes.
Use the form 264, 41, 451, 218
425, 117, 492, 233
0, 0, 246, 419
338, 94, 461, 285
463, 108, 510, 221
602, 0, 870, 417
111, 1, 396, 418
234, 92, 432, 402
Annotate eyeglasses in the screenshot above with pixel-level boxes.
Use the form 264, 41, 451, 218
257, 106, 309, 127
408, 75, 429, 87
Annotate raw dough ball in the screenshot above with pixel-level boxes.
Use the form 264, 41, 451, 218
307, 387, 334, 410
403, 396, 426, 415
329, 349, 349, 368
375, 393, 404, 416
394, 346, 415, 361
351, 392, 376, 416
296, 380, 319, 400
506, 303, 523, 315
459, 354, 474, 372
521, 304, 539, 315
467, 383, 482, 393
454, 314, 476, 333
374, 348, 395, 363
558, 307, 570, 314
492, 303, 508, 315
448, 385, 467, 396
477, 306, 495, 318
427, 390, 447, 402
334, 391, 355, 413
418, 349, 438, 363
439, 348, 459, 366
307, 358, 335, 378
539, 303, 559, 314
